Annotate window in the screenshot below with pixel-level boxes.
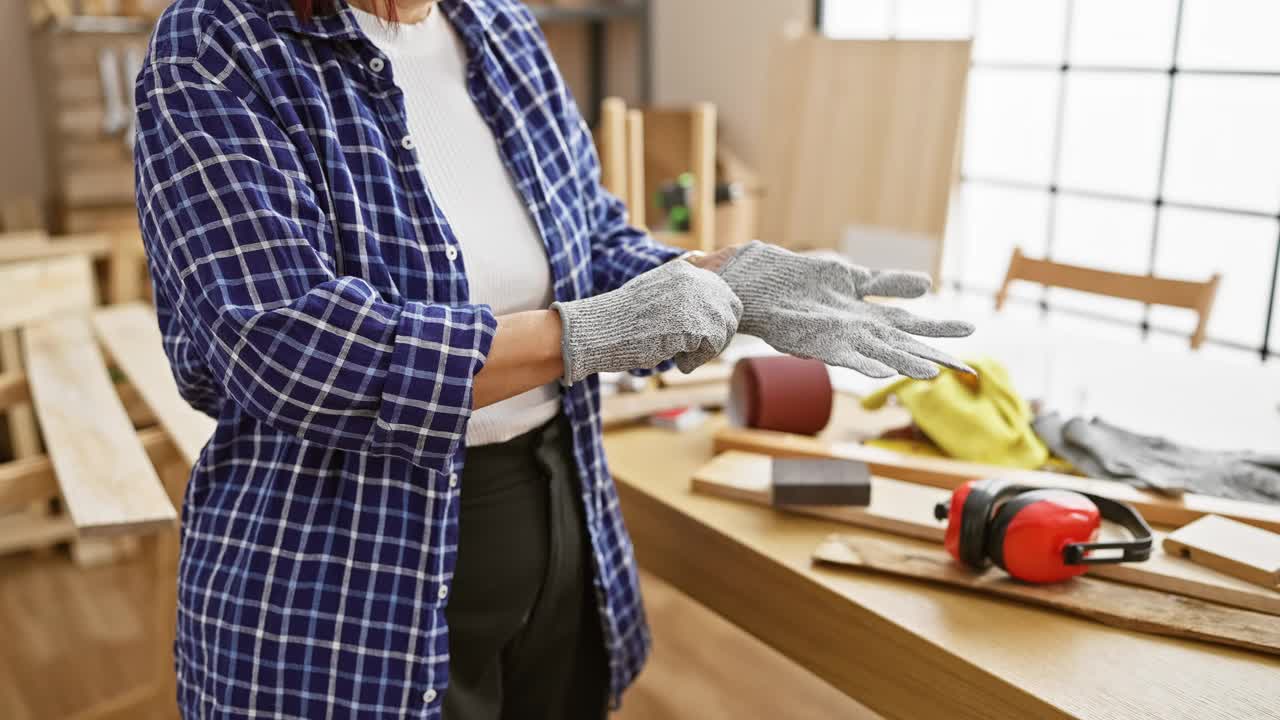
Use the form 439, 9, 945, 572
816, 0, 1280, 361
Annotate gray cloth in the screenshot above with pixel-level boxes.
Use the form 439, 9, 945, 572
717, 241, 975, 379
1034, 412, 1280, 504
552, 259, 742, 384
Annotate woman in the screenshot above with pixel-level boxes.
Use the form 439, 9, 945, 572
134, 0, 972, 717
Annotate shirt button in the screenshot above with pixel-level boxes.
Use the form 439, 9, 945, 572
449, 473, 459, 489
445, 245, 459, 261
423, 689, 437, 704
438, 584, 449, 600
368, 57, 385, 73
401, 135, 415, 151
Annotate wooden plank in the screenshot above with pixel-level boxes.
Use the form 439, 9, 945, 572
93, 303, 215, 467
1165, 515, 1280, 591
814, 535, 1280, 658
598, 97, 629, 200
601, 383, 727, 429
0, 456, 58, 512
0, 371, 32, 410
688, 103, 717, 253
0, 427, 173, 515
23, 315, 175, 537
107, 231, 146, 304
1, 331, 41, 458
694, 451, 1280, 616
625, 109, 646, 229
0, 512, 76, 555
0, 255, 97, 331
713, 426, 1280, 534
0, 234, 111, 264
760, 36, 970, 270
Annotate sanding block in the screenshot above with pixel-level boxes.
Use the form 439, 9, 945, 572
771, 457, 871, 507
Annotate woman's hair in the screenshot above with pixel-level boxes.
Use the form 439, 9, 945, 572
292, 0, 399, 22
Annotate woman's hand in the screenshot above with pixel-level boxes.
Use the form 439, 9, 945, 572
714, 241, 974, 379
552, 260, 743, 384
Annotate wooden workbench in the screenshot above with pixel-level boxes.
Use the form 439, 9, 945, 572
606, 409, 1280, 720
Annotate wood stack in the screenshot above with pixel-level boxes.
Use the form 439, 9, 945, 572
693, 426, 1280, 657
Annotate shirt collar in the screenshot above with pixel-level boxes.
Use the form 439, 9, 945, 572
263, 0, 495, 41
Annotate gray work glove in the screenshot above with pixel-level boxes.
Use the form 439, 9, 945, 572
717, 241, 974, 379
552, 260, 742, 384
1044, 414, 1280, 503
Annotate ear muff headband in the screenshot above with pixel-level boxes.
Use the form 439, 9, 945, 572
1061, 493, 1154, 565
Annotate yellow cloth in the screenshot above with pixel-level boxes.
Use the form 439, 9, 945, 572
861, 357, 1048, 469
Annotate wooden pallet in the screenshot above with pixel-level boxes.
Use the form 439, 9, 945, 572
0, 254, 212, 712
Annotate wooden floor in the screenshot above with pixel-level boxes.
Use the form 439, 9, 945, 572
0, 545, 875, 720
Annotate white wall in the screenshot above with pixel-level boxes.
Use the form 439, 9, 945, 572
651, 0, 812, 170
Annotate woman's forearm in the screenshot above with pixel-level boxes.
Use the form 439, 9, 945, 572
472, 310, 564, 409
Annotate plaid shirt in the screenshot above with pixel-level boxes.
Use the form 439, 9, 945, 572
134, 0, 680, 716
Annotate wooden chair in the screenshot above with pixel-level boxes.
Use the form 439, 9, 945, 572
995, 247, 1222, 349
598, 97, 717, 252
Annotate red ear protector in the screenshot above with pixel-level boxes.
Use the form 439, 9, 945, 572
934, 478, 1153, 584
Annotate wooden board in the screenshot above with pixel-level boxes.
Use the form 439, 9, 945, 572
713, 426, 1280, 534
814, 535, 1280, 658
1165, 515, 1280, 591
694, 450, 1280, 616
760, 35, 970, 280
92, 303, 216, 468
0, 255, 99, 461
0, 255, 97, 331
601, 383, 727, 429
23, 316, 175, 537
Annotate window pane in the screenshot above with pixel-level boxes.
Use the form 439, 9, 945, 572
973, 0, 1068, 64
1058, 73, 1168, 198
1069, 0, 1177, 69
1043, 310, 1144, 345
1163, 76, 1280, 214
1179, 0, 1280, 72
952, 184, 1049, 295
963, 69, 1060, 183
1046, 195, 1155, 322
896, 0, 973, 39
1150, 208, 1276, 348
1271, 254, 1280, 354
822, 0, 893, 38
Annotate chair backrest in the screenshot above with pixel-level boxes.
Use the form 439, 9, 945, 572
597, 97, 717, 252
995, 247, 1222, 349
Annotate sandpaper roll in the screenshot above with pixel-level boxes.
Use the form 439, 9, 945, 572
728, 356, 833, 435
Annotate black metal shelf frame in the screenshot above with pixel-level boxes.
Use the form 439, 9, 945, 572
815, 0, 1280, 362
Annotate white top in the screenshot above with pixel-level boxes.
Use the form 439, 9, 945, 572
352, 6, 561, 446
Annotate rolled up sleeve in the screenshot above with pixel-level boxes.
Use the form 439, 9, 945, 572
135, 57, 495, 472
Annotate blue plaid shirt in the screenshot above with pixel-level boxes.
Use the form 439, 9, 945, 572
134, 0, 680, 716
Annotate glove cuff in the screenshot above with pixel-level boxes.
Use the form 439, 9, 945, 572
551, 293, 645, 385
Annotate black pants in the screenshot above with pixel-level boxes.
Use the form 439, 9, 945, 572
443, 416, 608, 720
